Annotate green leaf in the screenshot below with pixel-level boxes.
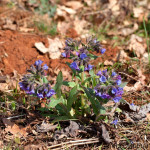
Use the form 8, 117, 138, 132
99, 105, 106, 114
84, 88, 99, 115
48, 97, 64, 108
52, 116, 71, 123
11, 102, 16, 111
115, 107, 122, 113
67, 86, 78, 111
120, 82, 128, 88
42, 76, 48, 83
81, 77, 92, 86
63, 81, 76, 88
54, 71, 63, 98
88, 53, 98, 59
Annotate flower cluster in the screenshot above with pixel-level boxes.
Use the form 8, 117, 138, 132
86, 37, 106, 54
19, 60, 55, 99
94, 70, 123, 103
62, 37, 106, 71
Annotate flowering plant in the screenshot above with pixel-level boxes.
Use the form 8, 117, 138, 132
19, 37, 125, 122
19, 60, 55, 100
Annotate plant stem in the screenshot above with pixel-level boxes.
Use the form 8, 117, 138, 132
81, 72, 85, 107
143, 18, 150, 65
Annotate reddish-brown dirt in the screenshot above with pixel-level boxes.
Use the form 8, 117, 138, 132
0, 30, 118, 76
0, 30, 71, 76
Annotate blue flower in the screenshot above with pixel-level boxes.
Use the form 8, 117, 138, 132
46, 89, 56, 98
97, 71, 102, 76
130, 103, 134, 106
100, 48, 106, 54
116, 80, 121, 85
85, 64, 94, 71
99, 76, 107, 83
35, 60, 43, 66
111, 88, 118, 94
80, 53, 87, 60
96, 92, 102, 97
43, 64, 48, 70
111, 119, 118, 125
112, 72, 117, 77
70, 62, 80, 70
62, 52, 67, 57
101, 93, 111, 99
113, 96, 122, 103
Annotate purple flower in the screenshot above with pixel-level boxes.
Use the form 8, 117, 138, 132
70, 62, 80, 70
97, 71, 102, 76
111, 119, 118, 125
101, 93, 111, 99
116, 80, 121, 85
43, 64, 48, 70
116, 75, 121, 80
35, 60, 43, 66
130, 103, 134, 106
100, 48, 106, 54
62, 52, 67, 57
111, 88, 118, 94
85, 64, 94, 71
96, 92, 102, 97
46, 89, 56, 98
100, 76, 107, 83
80, 53, 87, 60
112, 72, 117, 77
113, 96, 122, 103
76, 51, 79, 56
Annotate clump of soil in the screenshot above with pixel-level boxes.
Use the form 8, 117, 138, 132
0, 30, 119, 76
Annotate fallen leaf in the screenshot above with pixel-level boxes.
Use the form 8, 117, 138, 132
65, 1, 83, 10
120, 23, 138, 36
101, 124, 112, 143
54, 121, 80, 139
35, 38, 63, 59
146, 113, 150, 121
2, 118, 28, 137
36, 121, 57, 133
58, 5, 76, 15
133, 7, 144, 18
127, 34, 147, 57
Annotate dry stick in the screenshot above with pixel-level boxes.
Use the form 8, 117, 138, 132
48, 138, 99, 149
83, 9, 108, 16
119, 71, 150, 88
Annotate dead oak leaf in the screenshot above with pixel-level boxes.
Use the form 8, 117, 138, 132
65, 1, 83, 10
2, 118, 28, 137
36, 121, 57, 133
127, 34, 147, 57
101, 124, 112, 144
35, 38, 63, 59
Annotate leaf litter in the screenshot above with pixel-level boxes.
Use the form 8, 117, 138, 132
0, 0, 150, 149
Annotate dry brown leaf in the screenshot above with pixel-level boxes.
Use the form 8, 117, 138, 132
35, 38, 63, 59
2, 118, 28, 137
146, 113, 150, 121
116, 50, 129, 62
104, 60, 113, 66
120, 23, 138, 36
74, 17, 88, 35
65, 1, 83, 10
108, 0, 120, 16
36, 121, 57, 133
128, 34, 147, 57
57, 21, 71, 36
133, 7, 144, 18
58, 5, 76, 15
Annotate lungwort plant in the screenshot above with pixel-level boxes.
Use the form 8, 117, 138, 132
19, 37, 125, 122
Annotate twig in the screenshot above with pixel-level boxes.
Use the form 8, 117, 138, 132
47, 138, 99, 150
7, 114, 26, 119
